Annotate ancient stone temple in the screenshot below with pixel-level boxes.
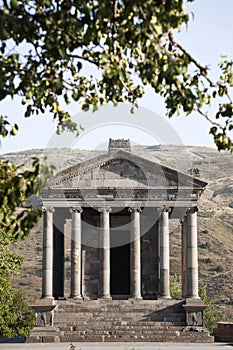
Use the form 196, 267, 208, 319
28, 139, 214, 343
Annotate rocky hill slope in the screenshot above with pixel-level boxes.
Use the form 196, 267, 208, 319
2, 145, 233, 319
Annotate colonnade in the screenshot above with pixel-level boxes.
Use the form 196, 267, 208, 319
41, 206, 199, 300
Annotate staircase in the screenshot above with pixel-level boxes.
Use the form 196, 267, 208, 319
50, 299, 213, 343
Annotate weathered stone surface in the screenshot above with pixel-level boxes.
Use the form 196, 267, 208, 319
213, 322, 233, 342
183, 299, 206, 327
31, 299, 213, 343
25, 336, 42, 343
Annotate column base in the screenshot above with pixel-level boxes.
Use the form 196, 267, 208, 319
40, 296, 54, 304
69, 295, 83, 301
185, 295, 200, 299
98, 295, 112, 300
128, 296, 143, 301
159, 295, 172, 299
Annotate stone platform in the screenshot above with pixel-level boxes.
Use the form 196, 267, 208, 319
213, 322, 233, 342
26, 299, 214, 343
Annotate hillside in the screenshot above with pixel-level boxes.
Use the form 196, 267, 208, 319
2, 145, 233, 319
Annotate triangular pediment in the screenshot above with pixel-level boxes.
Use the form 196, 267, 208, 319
49, 149, 207, 190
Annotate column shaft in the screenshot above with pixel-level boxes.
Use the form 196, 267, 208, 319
187, 208, 199, 299
130, 208, 142, 299
99, 208, 111, 299
70, 207, 83, 299
181, 216, 188, 298
159, 208, 171, 298
155, 219, 160, 298
42, 207, 54, 299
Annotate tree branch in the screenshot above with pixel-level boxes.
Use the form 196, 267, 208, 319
138, 5, 172, 58
168, 31, 216, 87
196, 108, 225, 130
68, 53, 101, 68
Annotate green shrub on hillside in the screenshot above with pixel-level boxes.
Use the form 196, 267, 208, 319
199, 284, 223, 334
198, 210, 215, 218
170, 276, 223, 333
170, 274, 182, 299
199, 242, 211, 249
214, 265, 224, 273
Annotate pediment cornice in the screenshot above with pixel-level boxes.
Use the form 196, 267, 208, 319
49, 149, 207, 189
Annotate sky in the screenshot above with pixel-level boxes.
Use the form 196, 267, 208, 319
1, 0, 233, 154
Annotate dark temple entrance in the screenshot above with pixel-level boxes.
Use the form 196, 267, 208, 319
110, 230, 130, 296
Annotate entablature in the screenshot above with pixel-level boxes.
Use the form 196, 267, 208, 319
42, 186, 203, 202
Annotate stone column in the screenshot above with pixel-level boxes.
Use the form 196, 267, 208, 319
155, 218, 160, 298
42, 206, 54, 299
181, 215, 188, 298
129, 207, 142, 299
70, 207, 83, 299
99, 207, 111, 299
159, 207, 171, 299
187, 207, 199, 299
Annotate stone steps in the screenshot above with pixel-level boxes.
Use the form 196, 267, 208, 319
56, 321, 196, 332
58, 321, 186, 331
55, 314, 184, 323
53, 299, 189, 342
58, 332, 214, 343
27, 299, 214, 343
60, 328, 185, 336
56, 298, 183, 307
54, 299, 186, 326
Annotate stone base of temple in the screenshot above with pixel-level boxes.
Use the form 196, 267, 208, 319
26, 299, 214, 343
213, 322, 233, 342
26, 327, 60, 343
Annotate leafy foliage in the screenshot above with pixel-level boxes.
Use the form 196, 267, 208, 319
0, 157, 54, 240
0, 277, 35, 337
170, 274, 182, 299
170, 276, 223, 333
0, 158, 53, 337
199, 284, 223, 334
198, 209, 215, 218
0, 230, 23, 276
0, 0, 232, 149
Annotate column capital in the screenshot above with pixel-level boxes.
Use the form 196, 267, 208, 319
70, 206, 83, 214
97, 206, 112, 213
128, 207, 141, 213
162, 206, 171, 213
186, 207, 198, 214
42, 206, 55, 213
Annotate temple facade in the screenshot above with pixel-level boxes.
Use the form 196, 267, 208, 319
41, 139, 207, 302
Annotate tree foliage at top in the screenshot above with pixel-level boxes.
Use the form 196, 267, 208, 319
0, 0, 233, 150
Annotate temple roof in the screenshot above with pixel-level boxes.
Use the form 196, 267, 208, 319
49, 147, 207, 190
42, 140, 207, 210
